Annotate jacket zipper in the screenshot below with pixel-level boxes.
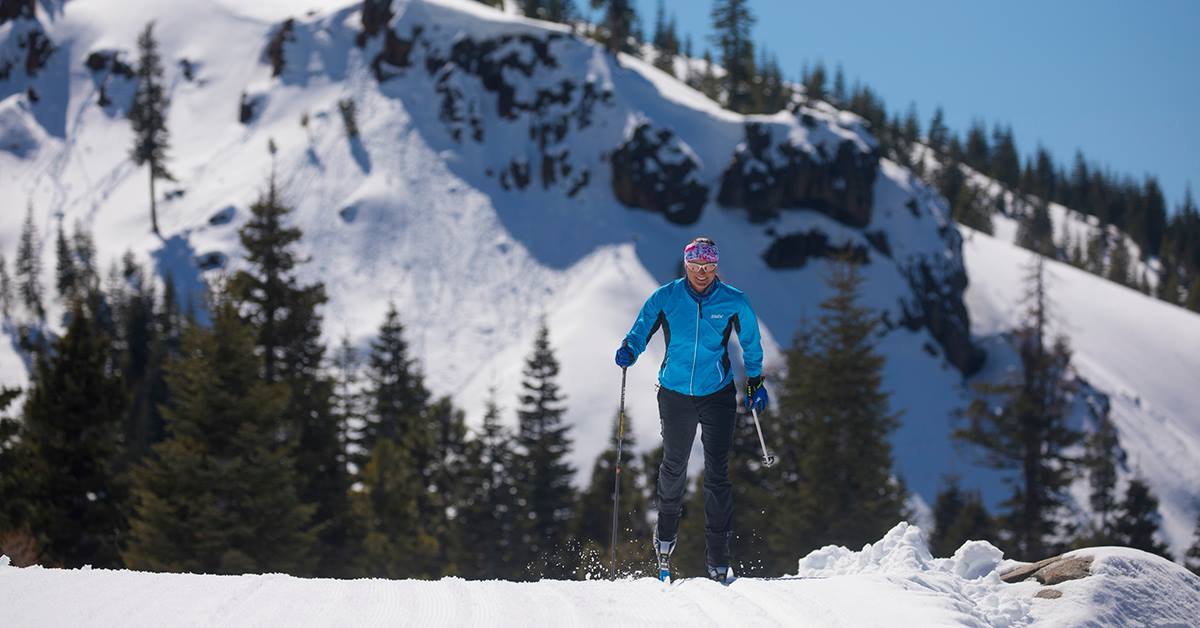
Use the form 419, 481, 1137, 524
690, 300, 700, 395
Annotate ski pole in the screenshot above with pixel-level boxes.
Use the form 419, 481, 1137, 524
750, 406, 777, 467
610, 365, 628, 578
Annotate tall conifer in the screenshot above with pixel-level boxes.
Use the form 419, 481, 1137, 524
957, 256, 1081, 559
512, 320, 575, 579
231, 176, 346, 576
128, 22, 173, 237
710, 0, 756, 112
23, 307, 126, 568
125, 296, 314, 574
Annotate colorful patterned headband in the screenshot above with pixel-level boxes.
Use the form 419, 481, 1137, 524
684, 239, 719, 264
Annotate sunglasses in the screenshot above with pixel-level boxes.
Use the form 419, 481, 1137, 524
686, 262, 717, 273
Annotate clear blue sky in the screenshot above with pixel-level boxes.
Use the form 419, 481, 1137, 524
619, 0, 1199, 212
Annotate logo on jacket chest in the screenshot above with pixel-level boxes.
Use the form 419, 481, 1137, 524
709, 313, 724, 319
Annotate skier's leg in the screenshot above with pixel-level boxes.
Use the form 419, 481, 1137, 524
698, 383, 737, 569
655, 386, 698, 543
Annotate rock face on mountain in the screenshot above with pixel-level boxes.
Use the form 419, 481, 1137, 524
718, 108, 879, 226
362, 18, 609, 196
900, 247, 985, 375
610, 122, 708, 225
0, 0, 53, 84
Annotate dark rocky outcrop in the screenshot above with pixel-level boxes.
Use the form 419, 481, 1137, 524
900, 255, 985, 376
84, 50, 134, 109
372, 25, 609, 197
1, 7, 54, 82
718, 121, 878, 226
264, 18, 295, 77
761, 230, 869, 269
371, 26, 419, 80
356, 0, 394, 47
610, 123, 708, 225
1034, 588, 1063, 599
0, 0, 34, 25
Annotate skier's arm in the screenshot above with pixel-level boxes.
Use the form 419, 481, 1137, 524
738, 295, 764, 378
622, 287, 666, 360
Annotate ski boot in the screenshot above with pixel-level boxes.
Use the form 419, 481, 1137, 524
653, 530, 676, 582
706, 564, 732, 585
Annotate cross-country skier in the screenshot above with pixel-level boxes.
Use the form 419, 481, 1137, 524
615, 237, 768, 584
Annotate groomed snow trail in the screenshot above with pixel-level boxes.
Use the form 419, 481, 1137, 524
6, 523, 1198, 626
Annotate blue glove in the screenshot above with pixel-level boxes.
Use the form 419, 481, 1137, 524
746, 375, 768, 413
615, 344, 635, 368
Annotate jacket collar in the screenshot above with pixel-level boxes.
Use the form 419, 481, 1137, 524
684, 277, 719, 302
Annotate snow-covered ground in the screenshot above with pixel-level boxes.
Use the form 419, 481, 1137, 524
3, 522, 1197, 627
2, 0, 1199, 563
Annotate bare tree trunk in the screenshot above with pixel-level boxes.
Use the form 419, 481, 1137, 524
149, 163, 160, 237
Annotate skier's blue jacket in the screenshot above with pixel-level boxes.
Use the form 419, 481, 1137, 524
623, 278, 763, 397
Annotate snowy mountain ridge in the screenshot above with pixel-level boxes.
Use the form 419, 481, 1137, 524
1, 0, 1199, 564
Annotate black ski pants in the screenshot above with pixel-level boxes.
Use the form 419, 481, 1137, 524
655, 382, 737, 567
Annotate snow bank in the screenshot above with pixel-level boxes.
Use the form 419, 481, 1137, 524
4, 524, 1197, 626
795, 522, 1032, 627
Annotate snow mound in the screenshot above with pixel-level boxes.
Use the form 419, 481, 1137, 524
795, 522, 1030, 626
1032, 546, 1200, 626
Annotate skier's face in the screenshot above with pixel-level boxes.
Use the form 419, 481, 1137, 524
685, 262, 716, 292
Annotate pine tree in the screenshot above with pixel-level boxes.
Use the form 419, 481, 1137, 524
710, 0, 756, 112
590, 0, 636, 55
1017, 201, 1054, 257
512, 320, 576, 579
1080, 407, 1123, 544
771, 260, 907, 560
125, 295, 315, 574
698, 49, 720, 102
352, 438, 436, 578
832, 65, 846, 106
520, 0, 574, 23
650, 1, 677, 76
1086, 230, 1107, 276
573, 411, 650, 577
803, 60, 827, 103
22, 306, 127, 568
361, 302, 431, 457
1187, 275, 1200, 313
0, 386, 38, 565
458, 390, 520, 579
128, 22, 174, 237
1185, 512, 1200, 575
331, 334, 364, 471
927, 107, 949, 154
1111, 477, 1172, 559
355, 302, 439, 577
230, 175, 345, 576
930, 475, 997, 557
428, 395, 470, 575
111, 253, 166, 466
54, 221, 79, 305
1107, 236, 1131, 286
956, 255, 1082, 560
0, 254, 13, 318
16, 204, 44, 321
